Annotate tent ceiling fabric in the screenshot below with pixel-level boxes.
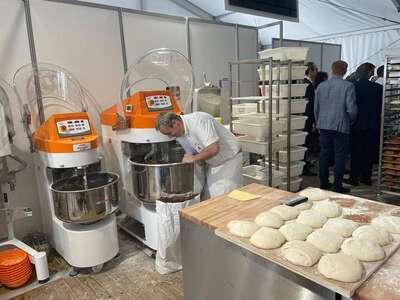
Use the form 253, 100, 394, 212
188, 0, 399, 43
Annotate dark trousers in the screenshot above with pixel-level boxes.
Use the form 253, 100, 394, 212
350, 130, 377, 181
319, 129, 349, 191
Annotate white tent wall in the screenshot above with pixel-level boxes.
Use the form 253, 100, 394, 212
308, 26, 400, 74
0, 0, 42, 240
0, 0, 257, 238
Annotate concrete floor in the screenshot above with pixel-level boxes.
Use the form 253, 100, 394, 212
2, 164, 398, 300
3, 231, 183, 300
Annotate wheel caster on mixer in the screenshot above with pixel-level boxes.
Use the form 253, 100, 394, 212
69, 267, 79, 277
91, 264, 104, 274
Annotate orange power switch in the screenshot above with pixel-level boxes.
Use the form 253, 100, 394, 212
60, 125, 67, 131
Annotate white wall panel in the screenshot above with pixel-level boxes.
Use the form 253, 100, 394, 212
123, 12, 187, 67
30, 0, 124, 109
322, 44, 341, 73
190, 22, 236, 88
0, 0, 42, 239
238, 27, 257, 97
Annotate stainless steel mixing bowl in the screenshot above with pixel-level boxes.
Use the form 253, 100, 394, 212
129, 160, 195, 203
50, 172, 119, 223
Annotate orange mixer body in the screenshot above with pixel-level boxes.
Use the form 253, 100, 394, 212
100, 90, 182, 128
33, 112, 98, 153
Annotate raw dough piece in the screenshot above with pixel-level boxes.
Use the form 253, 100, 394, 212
341, 238, 385, 262
297, 210, 327, 228
279, 222, 313, 241
250, 227, 286, 249
281, 240, 321, 267
254, 211, 283, 228
318, 253, 363, 282
322, 218, 359, 238
295, 201, 312, 211
306, 229, 344, 253
270, 205, 299, 221
352, 225, 393, 246
372, 215, 400, 234
228, 220, 258, 238
312, 201, 342, 218
298, 188, 330, 201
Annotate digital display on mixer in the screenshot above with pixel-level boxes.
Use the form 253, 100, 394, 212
145, 95, 173, 111
56, 119, 91, 137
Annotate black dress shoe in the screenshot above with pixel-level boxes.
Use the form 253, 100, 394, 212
343, 178, 359, 186
334, 187, 351, 194
320, 183, 333, 190
360, 178, 372, 186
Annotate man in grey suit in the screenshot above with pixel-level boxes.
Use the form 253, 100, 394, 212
314, 60, 358, 193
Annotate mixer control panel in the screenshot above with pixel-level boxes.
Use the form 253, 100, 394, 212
56, 119, 91, 137
145, 95, 172, 111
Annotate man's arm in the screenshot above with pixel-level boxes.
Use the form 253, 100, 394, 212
346, 84, 358, 124
182, 142, 219, 163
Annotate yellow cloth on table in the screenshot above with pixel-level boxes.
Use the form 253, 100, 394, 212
228, 190, 261, 201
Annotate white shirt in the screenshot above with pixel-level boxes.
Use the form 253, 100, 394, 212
177, 112, 240, 166
375, 77, 384, 85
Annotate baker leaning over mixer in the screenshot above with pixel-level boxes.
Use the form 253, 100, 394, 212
155, 111, 242, 198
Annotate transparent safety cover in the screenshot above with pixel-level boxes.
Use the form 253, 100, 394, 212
119, 48, 194, 115
0, 79, 16, 140
13, 63, 89, 131
13, 63, 103, 154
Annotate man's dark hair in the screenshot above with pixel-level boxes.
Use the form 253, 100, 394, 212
356, 62, 375, 80
305, 62, 316, 76
315, 71, 328, 88
377, 65, 384, 77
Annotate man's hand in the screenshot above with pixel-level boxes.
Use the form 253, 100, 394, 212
182, 154, 196, 163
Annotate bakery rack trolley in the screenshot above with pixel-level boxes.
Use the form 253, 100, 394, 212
229, 58, 304, 191
378, 55, 400, 198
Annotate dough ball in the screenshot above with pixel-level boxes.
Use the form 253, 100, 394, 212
312, 201, 342, 218
228, 220, 258, 238
295, 201, 313, 211
298, 188, 330, 201
254, 211, 283, 228
297, 210, 327, 228
279, 222, 313, 241
341, 238, 385, 262
250, 227, 286, 249
372, 216, 400, 234
352, 225, 393, 246
318, 253, 363, 282
322, 218, 359, 238
270, 205, 299, 221
306, 229, 344, 253
281, 240, 321, 267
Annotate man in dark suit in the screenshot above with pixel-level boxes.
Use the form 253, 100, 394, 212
302, 62, 318, 175
346, 63, 383, 186
304, 62, 318, 85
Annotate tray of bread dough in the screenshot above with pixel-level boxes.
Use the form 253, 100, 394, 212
232, 99, 307, 116
259, 83, 308, 98
258, 65, 307, 81
215, 189, 400, 298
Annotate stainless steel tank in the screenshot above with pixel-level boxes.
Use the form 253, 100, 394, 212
129, 160, 195, 203
127, 141, 196, 203
50, 172, 119, 224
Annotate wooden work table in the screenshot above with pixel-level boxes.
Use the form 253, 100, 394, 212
180, 183, 400, 300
